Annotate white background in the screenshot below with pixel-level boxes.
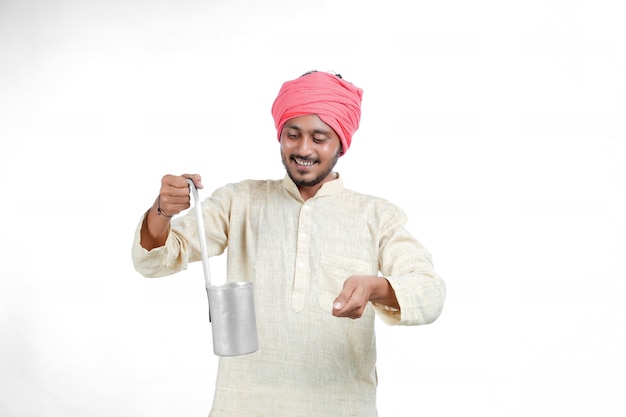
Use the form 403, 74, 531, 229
1, 0, 625, 416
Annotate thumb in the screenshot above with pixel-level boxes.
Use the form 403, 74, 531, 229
332, 292, 349, 312
333, 278, 356, 312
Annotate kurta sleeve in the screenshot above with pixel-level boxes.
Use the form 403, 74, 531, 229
131, 184, 234, 278
372, 204, 446, 326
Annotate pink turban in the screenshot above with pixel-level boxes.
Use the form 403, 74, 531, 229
271, 71, 363, 156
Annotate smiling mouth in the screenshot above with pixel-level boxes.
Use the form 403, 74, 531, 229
293, 157, 317, 167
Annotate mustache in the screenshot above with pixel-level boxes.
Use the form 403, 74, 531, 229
290, 155, 319, 162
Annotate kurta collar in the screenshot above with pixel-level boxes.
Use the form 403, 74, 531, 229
282, 173, 344, 202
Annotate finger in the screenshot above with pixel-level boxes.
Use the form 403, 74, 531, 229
333, 301, 363, 319
160, 178, 193, 201
334, 279, 371, 318
332, 289, 352, 313
159, 193, 190, 208
332, 291, 357, 317
182, 173, 203, 189
334, 296, 359, 315
161, 174, 183, 187
161, 174, 196, 191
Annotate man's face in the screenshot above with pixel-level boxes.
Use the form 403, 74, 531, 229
280, 114, 341, 190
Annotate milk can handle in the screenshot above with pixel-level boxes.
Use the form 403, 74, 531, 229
187, 179, 212, 289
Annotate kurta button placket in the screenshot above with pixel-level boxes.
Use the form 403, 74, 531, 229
291, 200, 314, 312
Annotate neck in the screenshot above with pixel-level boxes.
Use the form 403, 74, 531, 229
297, 171, 338, 201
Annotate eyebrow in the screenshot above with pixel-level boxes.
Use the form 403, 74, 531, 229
284, 124, 332, 135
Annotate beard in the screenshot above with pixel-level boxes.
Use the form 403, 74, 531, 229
282, 148, 341, 188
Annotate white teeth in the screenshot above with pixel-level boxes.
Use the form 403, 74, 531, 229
295, 158, 315, 166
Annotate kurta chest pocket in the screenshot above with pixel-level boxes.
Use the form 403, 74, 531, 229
318, 254, 377, 313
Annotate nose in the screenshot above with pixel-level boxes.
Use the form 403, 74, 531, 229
295, 136, 314, 156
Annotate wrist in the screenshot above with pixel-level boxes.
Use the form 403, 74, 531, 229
369, 276, 399, 309
156, 195, 173, 218
139, 203, 171, 250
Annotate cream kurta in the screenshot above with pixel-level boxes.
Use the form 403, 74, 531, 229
132, 175, 446, 417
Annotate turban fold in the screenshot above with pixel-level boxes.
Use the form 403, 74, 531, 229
271, 71, 363, 156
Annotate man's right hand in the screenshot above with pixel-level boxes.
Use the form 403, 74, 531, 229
157, 174, 203, 218
139, 173, 203, 250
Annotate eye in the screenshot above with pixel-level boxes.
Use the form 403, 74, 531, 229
285, 130, 299, 139
313, 136, 329, 144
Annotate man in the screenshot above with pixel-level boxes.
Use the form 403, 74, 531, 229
132, 70, 446, 417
